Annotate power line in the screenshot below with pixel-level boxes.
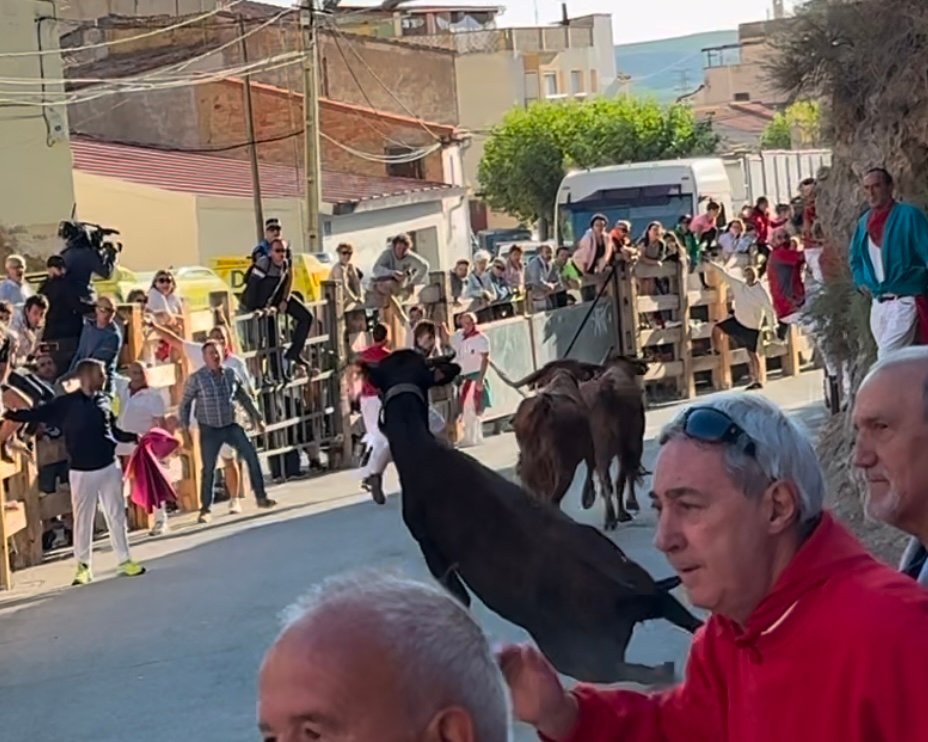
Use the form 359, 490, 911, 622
0, 1, 245, 59
323, 19, 443, 142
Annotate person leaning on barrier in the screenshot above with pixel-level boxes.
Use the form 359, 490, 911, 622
68, 296, 122, 396
853, 347, 928, 586
371, 233, 430, 297
502, 393, 928, 742
240, 237, 314, 376
3, 359, 145, 586
258, 571, 511, 742
525, 243, 559, 311
179, 339, 276, 524
327, 242, 363, 306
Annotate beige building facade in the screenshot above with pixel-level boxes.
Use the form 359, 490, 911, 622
0, 0, 75, 259
417, 14, 617, 230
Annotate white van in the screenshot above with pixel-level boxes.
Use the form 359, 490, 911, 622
554, 158, 734, 246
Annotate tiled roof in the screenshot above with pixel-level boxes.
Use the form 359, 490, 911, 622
65, 42, 224, 90
70, 138, 453, 207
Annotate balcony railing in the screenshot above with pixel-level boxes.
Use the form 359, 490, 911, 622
411, 25, 594, 54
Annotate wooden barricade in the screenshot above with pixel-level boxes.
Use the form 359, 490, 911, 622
1, 452, 35, 590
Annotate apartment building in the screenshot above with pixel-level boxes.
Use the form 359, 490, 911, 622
415, 13, 617, 230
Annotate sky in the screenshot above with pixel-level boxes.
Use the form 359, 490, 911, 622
269, 0, 798, 46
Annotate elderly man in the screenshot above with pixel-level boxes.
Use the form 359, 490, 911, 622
258, 571, 510, 742
371, 233, 430, 295
0, 254, 33, 306
525, 244, 559, 311
849, 167, 928, 358
501, 393, 928, 742
853, 346, 928, 585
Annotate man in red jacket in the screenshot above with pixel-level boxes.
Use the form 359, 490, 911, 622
501, 393, 928, 742
356, 323, 391, 504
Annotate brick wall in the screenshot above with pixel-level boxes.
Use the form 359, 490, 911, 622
197, 80, 447, 182
64, 16, 460, 125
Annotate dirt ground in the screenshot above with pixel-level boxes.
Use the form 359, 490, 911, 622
818, 412, 908, 564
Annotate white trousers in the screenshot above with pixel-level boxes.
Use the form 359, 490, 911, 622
70, 462, 131, 567
870, 296, 917, 359
359, 396, 390, 479
460, 388, 484, 448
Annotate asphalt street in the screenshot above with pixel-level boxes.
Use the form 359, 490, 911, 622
0, 372, 825, 742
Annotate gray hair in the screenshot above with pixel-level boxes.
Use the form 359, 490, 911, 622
861, 346, 928, 419
280, 570, 511, 742
473, 249, 491, 264
659, 393, 825, 524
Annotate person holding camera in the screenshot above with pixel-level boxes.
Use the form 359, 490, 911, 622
59, 220, 120, 303
38, 255, 95, 373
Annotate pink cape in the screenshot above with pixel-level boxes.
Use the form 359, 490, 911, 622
125, 428, 181, 513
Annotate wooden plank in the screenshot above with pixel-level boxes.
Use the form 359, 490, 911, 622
639, 326, 683, 348
677, 260, 695, 399
782, 324, 802, 376
637, 295, 679, 314
687, 289, 718, 307
730, 348, 750, 366
691, 322, 713, 341
692, 354, 720, 373
145, 362, 179, 390
0, 501, 14, 590
0, 457, 21, 481
644, 360, 684, 381
11, 456, 42, 570
705, 267, 732, 390
39, 488, 72, 521
36, 438, 68, 468
634, 262, 678, 279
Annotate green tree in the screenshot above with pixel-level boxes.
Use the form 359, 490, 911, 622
477, 97, 719, 228
761, 100, 823, 150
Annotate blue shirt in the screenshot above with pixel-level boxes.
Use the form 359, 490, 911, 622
180, 365, 262, 430
6, 390, 135, 471
70, 319, 122, 392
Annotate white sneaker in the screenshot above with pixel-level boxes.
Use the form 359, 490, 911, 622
149, 520, 169, 537
229, 498, 243, 515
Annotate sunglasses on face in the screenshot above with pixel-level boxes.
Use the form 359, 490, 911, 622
156, 277, 172, 284
680, 407, 757, 457
271, 249, 286, 255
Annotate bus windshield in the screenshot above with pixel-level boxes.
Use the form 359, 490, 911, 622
556, 185, 693, 246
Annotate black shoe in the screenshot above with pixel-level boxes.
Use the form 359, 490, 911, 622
363, 474, 385, 505
746, 382, 763, 390
256, 498, 278, 509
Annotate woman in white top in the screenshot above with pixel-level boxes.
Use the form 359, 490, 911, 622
115, 362, 169, 535
148, 321, 255, 513
450, 312, 491, 447
146, 270, 184, 329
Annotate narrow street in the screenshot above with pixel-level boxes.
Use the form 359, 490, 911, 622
0, 372, 825, 742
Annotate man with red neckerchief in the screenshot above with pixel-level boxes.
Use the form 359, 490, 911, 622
849, 167, 928, 358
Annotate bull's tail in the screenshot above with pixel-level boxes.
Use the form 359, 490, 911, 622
655, 576, 682, 592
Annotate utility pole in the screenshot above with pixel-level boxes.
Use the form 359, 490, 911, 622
300, 1, 323, 253
239, 15, 265, 243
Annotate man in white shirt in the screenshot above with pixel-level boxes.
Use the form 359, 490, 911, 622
708, 263, 776, 391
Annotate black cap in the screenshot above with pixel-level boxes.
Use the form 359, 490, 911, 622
265, 218, 281, 230
47, 255, 66, 269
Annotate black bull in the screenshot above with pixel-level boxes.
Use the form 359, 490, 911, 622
361, 350, 702, 685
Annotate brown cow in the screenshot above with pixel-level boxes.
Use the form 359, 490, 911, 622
581, 363, 646, 529
512, 369, 596, 510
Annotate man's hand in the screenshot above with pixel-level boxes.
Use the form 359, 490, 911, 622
497, 644, 578, 739
393, 270, 405, 281
255, 420, 267, 435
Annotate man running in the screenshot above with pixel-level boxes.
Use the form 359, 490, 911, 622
357, 324, 391, 504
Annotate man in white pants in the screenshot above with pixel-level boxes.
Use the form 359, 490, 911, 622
4, 359, 145, 586
450, 312, 491, 447
849, 167, 928, 359
357, 324, 392, 504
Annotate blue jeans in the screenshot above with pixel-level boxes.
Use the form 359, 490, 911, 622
198, 424, 267, 512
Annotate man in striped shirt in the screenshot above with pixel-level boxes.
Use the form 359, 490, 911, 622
180, 340, 276, 523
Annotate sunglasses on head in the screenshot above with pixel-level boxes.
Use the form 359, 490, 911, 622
680, 406, 757, 457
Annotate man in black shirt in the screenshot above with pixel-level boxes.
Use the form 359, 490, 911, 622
4, 359, 146, 586
38, 255, 95, 372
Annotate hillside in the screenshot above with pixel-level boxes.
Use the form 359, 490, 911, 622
615, 29, 738, 102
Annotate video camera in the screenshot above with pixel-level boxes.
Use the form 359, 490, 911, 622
58, 219, 123, 260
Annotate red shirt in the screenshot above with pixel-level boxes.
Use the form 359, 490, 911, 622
358, 343, 390, 397
544, 514, 928, 742
750, 207, 771, 245
766, 246, 806, 320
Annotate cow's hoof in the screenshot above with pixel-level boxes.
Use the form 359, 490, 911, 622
625, 499, 640, 512
581, 488, 596, 510
617, 511, 634, 524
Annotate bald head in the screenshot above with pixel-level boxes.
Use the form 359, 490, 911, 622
854, 348, 928, 539
258, 572, 510, 742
